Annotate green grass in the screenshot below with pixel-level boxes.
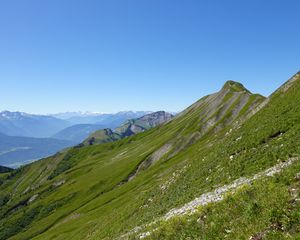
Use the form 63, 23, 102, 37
139, 161, 300, 239
0, 74, 300, 240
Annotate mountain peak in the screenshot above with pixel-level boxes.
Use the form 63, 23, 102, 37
222, 80, 250, 93
0, 110, 30, 119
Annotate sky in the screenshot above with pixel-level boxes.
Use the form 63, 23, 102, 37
0, 0, 300, 114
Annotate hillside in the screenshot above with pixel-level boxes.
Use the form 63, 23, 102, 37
1, 73, 300, 240
84, 111, 173, 146
0, 111, 70, 138
0, 133, 75, 167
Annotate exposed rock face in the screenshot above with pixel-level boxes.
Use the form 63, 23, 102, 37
134, 111, 173, 127
28, 194, 39, 203
83, 111, 174, 146
128, 143, 173, 181
115, 111, 173, 137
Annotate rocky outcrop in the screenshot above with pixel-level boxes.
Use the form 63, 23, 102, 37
84, 111, 173, 146
123, 157, 298, 239
115, 111, 173, 137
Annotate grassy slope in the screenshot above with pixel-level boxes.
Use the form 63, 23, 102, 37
132, 72, 300, 239
142, 162, 300, 240
83, 128, 122, 145
0, 79, 282, 240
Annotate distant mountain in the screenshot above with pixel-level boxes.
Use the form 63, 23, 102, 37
51, 111, 152, 126
95, 111, 154, 128
84, 111, 173, 145
0, 133, 74, 167
84, 128, 121, 145
0, 111, 154, 166
0, 165, 12, 173
0, 111, 71, 138
114, 111, 174, 137
51, 111, 106, 120
52, 124, 106, 143
51, 112, 154, 143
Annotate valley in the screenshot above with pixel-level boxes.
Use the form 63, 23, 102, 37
1, 73, 300, 239
0, 111, 155, 167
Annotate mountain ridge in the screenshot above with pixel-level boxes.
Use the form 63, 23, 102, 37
1, 74, 300, 240
51, 111, 152, 125
0, 111, 71, 138
84, 111, 174, 146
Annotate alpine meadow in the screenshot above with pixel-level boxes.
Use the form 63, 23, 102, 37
1, 1, 300, 240
1, 72, 300, 239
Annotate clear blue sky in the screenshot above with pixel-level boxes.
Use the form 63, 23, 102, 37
0, 0, 299, 114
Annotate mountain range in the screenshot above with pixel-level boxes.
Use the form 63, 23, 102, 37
51, 111, 152, 125
52, 124, 106, 143
84, 111, 174, 145
0, 111, 70, 138
0, 111, 156, 166
0, 111, 153, 138
1, 72, 300, 240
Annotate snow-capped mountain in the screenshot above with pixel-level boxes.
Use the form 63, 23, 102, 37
0, 111, 71, 138
50, 111, 107, 120
51, 111, 153, 125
